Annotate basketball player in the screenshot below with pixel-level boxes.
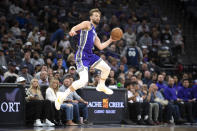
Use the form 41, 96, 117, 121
55, 8, 118, 110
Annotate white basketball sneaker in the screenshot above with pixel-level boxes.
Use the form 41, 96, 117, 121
34, 119, 44, 126
45, 119, 55, 126
55, 92, 68, 110
96, 84, 113, 95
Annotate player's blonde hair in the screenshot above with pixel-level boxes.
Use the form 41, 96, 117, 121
89, 8, 101, 16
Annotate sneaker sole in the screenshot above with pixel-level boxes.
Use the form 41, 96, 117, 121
96, 87, 113, 95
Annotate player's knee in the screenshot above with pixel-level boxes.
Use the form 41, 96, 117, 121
101, 61, 111, 72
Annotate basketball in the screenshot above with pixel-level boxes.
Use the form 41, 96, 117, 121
110, 27, 123, 41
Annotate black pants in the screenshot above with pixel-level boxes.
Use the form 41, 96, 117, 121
26, 100, 52, 121
176, 101, 193, 121
164, 102, 181, 121
192, 101, 197, 119
128, 102, 149, 121
50, 101, 62, 121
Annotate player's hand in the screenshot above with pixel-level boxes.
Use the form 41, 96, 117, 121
109, 36, 117, 42
83, 101, 88, 105
69, 30, 77, 36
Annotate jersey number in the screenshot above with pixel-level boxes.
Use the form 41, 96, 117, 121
128, 51, 136, 57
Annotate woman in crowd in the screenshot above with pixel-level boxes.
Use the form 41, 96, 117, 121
25, 78, 55, 126
45, 79, 63, 126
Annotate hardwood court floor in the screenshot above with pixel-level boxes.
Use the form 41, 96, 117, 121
0, 124, 197, 131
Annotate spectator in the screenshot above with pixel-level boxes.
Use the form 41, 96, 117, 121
173, 75, 182, 95
116, 64, 126, 78
156, 74, 167, 91
121, 41, 143, 69
27, 27, 40, 43
146, 84, 160, 125
164, 77, 186, 124
124, 18, 137, 33
150, 72, 158, 84
151, 27, 161, 47
106, 44, 119, 59
135, 71, 143, 86
89, 73, 100, 87
4, 62, 18, 82
45, 79, 63, 126
59, 34, 71, 51
50, 22, 69, 49
16, 11, 28, 28
19, 64, 33, 84
35, 64, 48, 79
7, 30, 16, 45
137, 20, 150, 34
53, 50, 67, 69
38, 71, 49, 86
161, 24, 172, 44
142, 71, 152, 85
31, 51, 45, 67
20, 28, 27, 43
53, 71, 62, 84
16, 76, 26, 86
58, 77, 78, 125
14, 39, 24, 58
66, 53, 76, 67
25, 78, 55, 126
172, 30, 185, 54
139, 32, 152, 47
23, 41, 32, 52
9, 1, 24, 15
0, 16, 9, 31
123, 28, 136, 45
45, 58, 53, 69
65, 66, 78, 81
126, 82, 151, 125
108, 56, 119, 72
151, 83, 168, 123
6, 47, 22, 65
53, 57, 66, 77
10, 21, 21, 37
177, 79, 195, 123
21, 51, 34, 75
116, 76, 125, 88
59, 77, 90, 124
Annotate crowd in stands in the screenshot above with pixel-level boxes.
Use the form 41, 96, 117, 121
0, 0, 197, 126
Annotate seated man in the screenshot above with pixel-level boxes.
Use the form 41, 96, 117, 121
126, 81, 153, 125
177, 79, 196, 123
164, 77, 186, 124
59, 76, 90, 124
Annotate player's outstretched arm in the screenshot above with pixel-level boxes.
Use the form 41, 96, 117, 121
94, 36, 116, 50
69, 21, 91, 37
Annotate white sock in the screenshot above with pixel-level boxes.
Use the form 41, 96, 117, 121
65, 88, 72, 95
144, 115, 148, 120
137, 115, 141, 120
98, 79, 105, 85
61, 88, 72, 100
